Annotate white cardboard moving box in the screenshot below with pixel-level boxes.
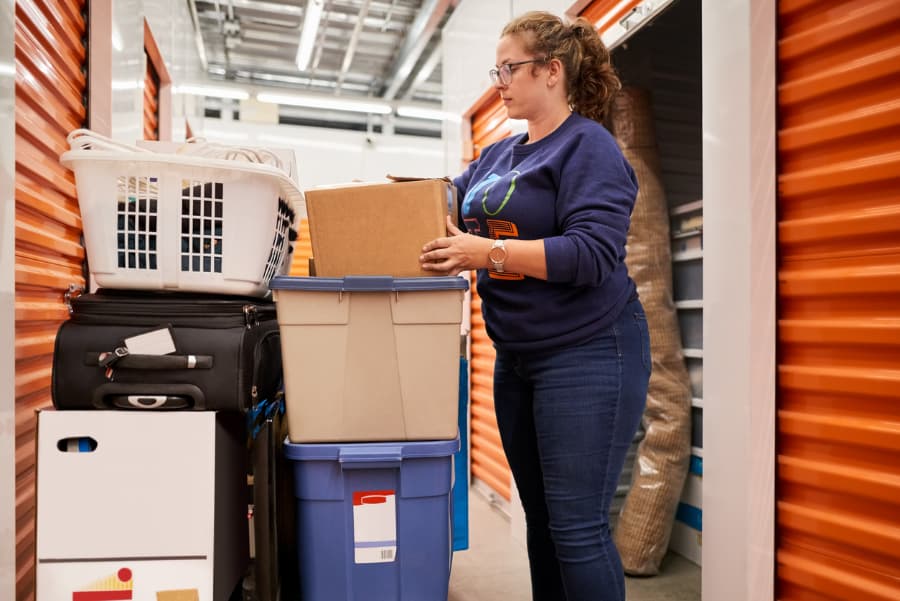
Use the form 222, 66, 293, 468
35, 411, 247, 601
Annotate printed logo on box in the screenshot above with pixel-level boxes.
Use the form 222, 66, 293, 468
352, 490, 397, 564
72, 567, 133, 600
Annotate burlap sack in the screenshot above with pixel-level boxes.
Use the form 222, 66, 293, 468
608, 87, 692, 575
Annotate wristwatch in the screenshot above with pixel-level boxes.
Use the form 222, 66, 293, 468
489, 239, 508, 273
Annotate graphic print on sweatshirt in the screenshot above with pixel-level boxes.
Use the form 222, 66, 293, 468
461, 171, 523, 217
462, 170, 526, 281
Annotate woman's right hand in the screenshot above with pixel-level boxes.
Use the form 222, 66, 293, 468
419, 216, 491, 275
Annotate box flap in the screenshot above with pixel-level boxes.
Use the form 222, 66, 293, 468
385, 174, 452, 183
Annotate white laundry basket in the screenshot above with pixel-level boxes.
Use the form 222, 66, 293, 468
60, 129, 306, 297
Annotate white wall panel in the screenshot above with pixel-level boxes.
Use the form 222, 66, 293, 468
0, 0, 15, 595
442, 0, 574, 176
106, 0, 203, 143
702, 0, 776, 600
110, 0, 144, 143
441, 0, 509, 175
512, 0, 573, 16
143, 0, 204, 139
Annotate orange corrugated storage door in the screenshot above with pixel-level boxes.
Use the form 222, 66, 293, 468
579, 0, 642, 28
144, 49, 160, 140
14, 0, 87, 598
289, 218, 313, 276
777, 1, 900, 599
467, 93, 512, 501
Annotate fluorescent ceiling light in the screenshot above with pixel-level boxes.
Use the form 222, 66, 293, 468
396, 105, 457, 122
296, 0, 324, 71
175, 84, 250, 100
257, 92, 392, 115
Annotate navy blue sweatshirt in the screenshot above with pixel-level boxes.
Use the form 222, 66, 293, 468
455, 112, 638, 353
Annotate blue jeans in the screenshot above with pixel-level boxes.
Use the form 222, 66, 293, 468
493, 299, 650, 601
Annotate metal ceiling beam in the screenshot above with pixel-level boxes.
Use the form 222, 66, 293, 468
339, 0, 371, 77
379, 0, 453, 100
211, 0, 304, 18
401, 39, 440, 100
187, 0, 210, 71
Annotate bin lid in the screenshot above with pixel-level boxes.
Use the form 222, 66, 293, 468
283, 435, 460, 461
270, 275, 469, 292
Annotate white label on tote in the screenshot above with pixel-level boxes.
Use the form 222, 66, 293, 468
352, 490, 397, 563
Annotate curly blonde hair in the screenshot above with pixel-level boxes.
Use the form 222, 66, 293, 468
502, 11, 621, 123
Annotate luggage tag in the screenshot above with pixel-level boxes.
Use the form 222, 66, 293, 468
100, 326, 176, 380
123, 326, 176, 355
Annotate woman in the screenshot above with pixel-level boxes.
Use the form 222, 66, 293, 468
419, 11, 650, 601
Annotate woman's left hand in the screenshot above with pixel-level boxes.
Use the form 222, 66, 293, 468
420, 215, 491, 275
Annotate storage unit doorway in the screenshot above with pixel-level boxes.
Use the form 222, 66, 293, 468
463, 0, 704, 567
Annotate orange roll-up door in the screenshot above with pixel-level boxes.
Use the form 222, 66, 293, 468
579, 0, 642, 28
777, 1, 900, 599
143, 19, 169, 143
467, 92, 512, 501
289, 218, 313, 276
144, 49, 160, 141
14, 0, 87, 599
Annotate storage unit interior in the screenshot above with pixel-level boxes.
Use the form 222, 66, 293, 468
609, 0, 703, 564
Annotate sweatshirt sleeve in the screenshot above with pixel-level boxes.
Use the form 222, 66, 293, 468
543, 133, 638, 286
453, 156, 479, 231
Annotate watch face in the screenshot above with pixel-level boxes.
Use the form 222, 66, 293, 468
489, 241, 507, 263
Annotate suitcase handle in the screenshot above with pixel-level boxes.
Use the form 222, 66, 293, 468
92, 383, 206, 410
339, 447, 402, 470
86, 352, 214, 370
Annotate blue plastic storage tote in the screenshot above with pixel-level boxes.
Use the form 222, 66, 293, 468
284, 436, 460, 601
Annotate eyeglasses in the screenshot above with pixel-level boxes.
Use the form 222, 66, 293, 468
489, 58, 547, 86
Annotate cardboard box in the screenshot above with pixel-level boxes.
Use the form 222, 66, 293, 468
35, 411, 248, 601
305, 178, 455, 277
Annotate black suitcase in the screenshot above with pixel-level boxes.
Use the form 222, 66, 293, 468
52, 289, 283, 412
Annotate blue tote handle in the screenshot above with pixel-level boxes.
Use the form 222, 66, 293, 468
338, 446, 402, 470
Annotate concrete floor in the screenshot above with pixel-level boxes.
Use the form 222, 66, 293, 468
449, 492, 701, 601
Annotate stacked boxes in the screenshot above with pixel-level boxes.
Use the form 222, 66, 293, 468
38, 133, 303, 601
270, 178, 467, 601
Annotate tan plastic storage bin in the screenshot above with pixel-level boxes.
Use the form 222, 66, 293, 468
270, 275, 468, 442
